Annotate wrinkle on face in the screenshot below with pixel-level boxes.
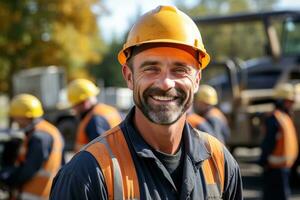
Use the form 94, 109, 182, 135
126, 46, 201, 125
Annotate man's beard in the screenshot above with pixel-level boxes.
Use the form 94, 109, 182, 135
134, 86, 192, 125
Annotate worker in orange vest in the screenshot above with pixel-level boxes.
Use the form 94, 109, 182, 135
0, 94, 64, 199
50, 5, 243, 199
259, 83, 299, 200
67, 79, 122, 151
193, 85, 230, 143
187, 110, 214, 134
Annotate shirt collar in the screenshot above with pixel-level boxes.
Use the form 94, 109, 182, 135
122, 107, 211, 163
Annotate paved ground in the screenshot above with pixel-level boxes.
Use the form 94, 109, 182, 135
235, 148, 300, 200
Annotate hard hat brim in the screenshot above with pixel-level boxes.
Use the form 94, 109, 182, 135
118, 40, 210, 69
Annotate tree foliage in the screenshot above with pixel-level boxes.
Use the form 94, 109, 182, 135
0, 0, 105, 95
90, 37, 126, 87
177, 0, 279, 61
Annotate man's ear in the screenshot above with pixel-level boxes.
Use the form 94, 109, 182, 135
122, 64, 133, 90
194, 70, 202, 93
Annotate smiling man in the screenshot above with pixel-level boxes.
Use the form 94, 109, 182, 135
50, 5, 243, 200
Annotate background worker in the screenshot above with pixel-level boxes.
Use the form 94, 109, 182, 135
67, 78, 123, 151
50, 5, 242, 199
193, 84, 230, 143
258, 83, 298, 200
187, 109, 214, 133
0, 94, 64, 200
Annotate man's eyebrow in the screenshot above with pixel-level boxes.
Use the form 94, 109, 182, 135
139, 60, 160, 69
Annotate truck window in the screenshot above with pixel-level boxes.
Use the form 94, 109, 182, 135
282, 18, 300, 55
247, 71, 281, 89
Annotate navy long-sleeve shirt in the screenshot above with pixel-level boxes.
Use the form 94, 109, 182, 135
258, 114, 279, 167
85, 115, 110, 141
0, 130, 53, 187
50, 108, 243, 200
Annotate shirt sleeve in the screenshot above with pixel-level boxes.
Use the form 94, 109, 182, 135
85, 115, 111, 141
50, 151, 108, 200
0, 131, 53, 187
222, 147, 243, 200
258, 115, 278, 167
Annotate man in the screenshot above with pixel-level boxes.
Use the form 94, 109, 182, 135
259, 83, 298, 200
67, 78, 122, 151
194, 85, 230, 143
0, 94, 64, 199
51, 5, 243, 199
186, 109, 214, 134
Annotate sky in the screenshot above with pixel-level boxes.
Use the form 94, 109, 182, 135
98, 0, 300, 42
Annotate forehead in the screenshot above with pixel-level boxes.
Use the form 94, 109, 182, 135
131, 46, 199, 68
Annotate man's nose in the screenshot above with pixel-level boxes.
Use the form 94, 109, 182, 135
154, 72, 176, 91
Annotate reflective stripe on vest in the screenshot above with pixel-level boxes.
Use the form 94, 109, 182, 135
19, 192, 48, 200
268, 110, 298, 168
75, 104, 122, 151
85, 126, 225, 199
18, 120, 63, 199
85, 126, 139, 199
187, 113, 207, 128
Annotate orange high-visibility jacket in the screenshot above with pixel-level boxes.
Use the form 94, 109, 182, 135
207, 107, 228, 125
18, 120, 63, 200
75, 104, 122, 151
84, 126, 225, 199
187, 113, 207, 128
268, 109, 299, 168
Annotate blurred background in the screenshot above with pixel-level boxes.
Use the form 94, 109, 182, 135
0, 0, 300, 199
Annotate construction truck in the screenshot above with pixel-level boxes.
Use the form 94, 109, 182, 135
194, 10, 300, 150
195, 10, 300, 184
12, 66, 134, 151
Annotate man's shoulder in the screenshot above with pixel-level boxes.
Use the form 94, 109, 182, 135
60, 151, 101, 177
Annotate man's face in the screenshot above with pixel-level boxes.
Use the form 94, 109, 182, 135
12, 117, 32, 129
123, 46, 201, 125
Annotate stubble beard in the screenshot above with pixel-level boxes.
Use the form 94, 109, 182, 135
134, 86, 192, 125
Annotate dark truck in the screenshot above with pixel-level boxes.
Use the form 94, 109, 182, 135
193, 10, 300, 149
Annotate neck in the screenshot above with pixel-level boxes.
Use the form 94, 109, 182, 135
134, 107, 186, 154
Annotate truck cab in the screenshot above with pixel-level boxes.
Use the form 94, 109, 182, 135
194, 10, 300, 149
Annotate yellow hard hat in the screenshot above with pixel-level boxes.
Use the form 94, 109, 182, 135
274, 83, 294, 101
118, 5, 210, 69
195, 85, 218, 105
67, 79, 100, 106
10, 94, 44, 118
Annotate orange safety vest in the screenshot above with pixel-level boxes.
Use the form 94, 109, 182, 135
84, 126, 225, 199
17, 120, 63, 200
207, 107, 228, 124
75, 104, 122, 151
267, 109, 299, 168
187, 113, 207, 128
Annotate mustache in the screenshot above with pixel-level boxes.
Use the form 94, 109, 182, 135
144, 87, 186, 98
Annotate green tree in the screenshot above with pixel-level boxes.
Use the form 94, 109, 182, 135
91, 37, 126, 87
177, 0, 279, 61
0, 0, 105, 95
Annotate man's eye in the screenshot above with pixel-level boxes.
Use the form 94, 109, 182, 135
173, 68, 188, 74
144, 66, 159, 72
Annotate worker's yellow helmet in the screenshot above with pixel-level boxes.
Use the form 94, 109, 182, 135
118, 5, 210, 69
274, 83, 294, 101
195, 85, 218, 105
10, 94, 44, 118
67, 79, 100, 106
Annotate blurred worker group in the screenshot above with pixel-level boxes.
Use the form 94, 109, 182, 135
0, 4, 299, 200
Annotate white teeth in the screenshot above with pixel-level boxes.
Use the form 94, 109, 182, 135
152, 96, 175, 101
